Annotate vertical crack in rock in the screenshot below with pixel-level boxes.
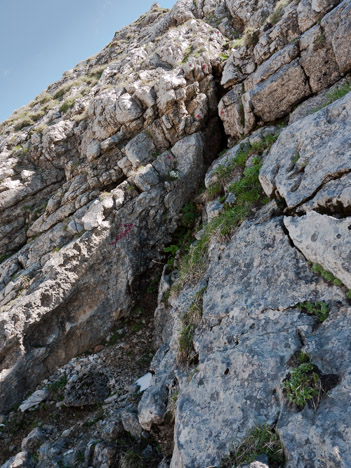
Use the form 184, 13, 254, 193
1, 0, 351, 466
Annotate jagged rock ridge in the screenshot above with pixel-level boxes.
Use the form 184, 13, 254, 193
0, 0, 351, 467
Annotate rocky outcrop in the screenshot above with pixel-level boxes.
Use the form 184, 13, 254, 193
0, 4, 224, 413
1, 0, 351, 467
218, 0, 351, 143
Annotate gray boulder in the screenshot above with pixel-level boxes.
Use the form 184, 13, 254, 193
260, 92, 351, 209
284, 212, 351, 288
1, 452, 33, 468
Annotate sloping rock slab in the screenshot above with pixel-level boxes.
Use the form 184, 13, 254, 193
278, 306, 351, 468
298, 172, 351, 213
171, 216, 344, 467
248, 59, 311, 123
284, 211, 351, 288
260, 92, 351, 208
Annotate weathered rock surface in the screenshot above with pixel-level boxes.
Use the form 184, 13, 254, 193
0, 452, 33, 468
1, 0, 351, 467
260, 92, 351, 209
218, 0, 351, 141
63, 370, 110, 407
18, 390, 50, 413
298, 172, 351, 213
278, 305, 351, 467
0, 0, 224, 411
153, 214, 346, 467
285, 211, 351, 288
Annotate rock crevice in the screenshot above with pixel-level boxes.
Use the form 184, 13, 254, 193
1, 0, 351, 467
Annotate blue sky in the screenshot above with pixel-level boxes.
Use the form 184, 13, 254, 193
0, 0, 175, 123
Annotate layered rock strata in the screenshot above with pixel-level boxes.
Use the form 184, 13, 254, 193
1, 0, 351, 467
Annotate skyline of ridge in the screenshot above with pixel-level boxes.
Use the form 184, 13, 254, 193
0, 0, 175, 122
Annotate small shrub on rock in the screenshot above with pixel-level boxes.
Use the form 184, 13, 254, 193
243, 28, 259, 47
297, 301, 329, 323
59, 97, 76, 114
282, 353, 321, 409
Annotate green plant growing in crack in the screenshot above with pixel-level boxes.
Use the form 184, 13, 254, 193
75, 451, 85, 463
282, 353, 321, 409
132, 322, 143, 332
291, 153, 300, 167
164, 245, 180, 268
267, 0, 288, 25
310, 262, 343, 286
163, 201, 200, 272
311, 80, 351, 113
178, 287, 206, 364
210, 133, 279, 191
243, 27, 259, 47
219, 52, 229, 61
297, 301, 329, 323
0, 253, 12, 264
48, 375, 67, 393
59, 97, 76, 114
314, 31, 326, 46
206, 182, 222, 201
220, 424, 285, 467
181, 45, 193, 64
231, 37, 244, 49
187, 367, 199, 383
174, 135, 278, 289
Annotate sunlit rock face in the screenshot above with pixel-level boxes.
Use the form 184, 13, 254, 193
1, 0, 351, 467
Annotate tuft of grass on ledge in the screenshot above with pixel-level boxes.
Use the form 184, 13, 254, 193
311, 80, 351, 113
220, 424, 285, 467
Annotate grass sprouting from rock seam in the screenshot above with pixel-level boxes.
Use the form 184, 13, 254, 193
163, 201, 199, 269
310, 262, 343, 286
267, 0, 288, 25
0, 253, 12, 264
219, 52, 230, 61
220, 424, 285, 467
59, 97, 76, 114
174, 135, 278, 289
182, 45, 193, 64
205, 182, 222, 201
243, 27, 259, 47
210, 133, 279, 192
311, 80, 351, 113
48, 375, 67, 394
291, 152, 300, 167
309, 262, 351, 300
178, 287, 206, 365
297, 301, 329, 323
231, 38, 244, 49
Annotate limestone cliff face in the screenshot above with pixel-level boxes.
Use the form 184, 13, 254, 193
1, 0, 351, 467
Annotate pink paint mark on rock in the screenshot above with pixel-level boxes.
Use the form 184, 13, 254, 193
111, 223, 133, 246
202, 64, 206, 70
196, 114, 201, 119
